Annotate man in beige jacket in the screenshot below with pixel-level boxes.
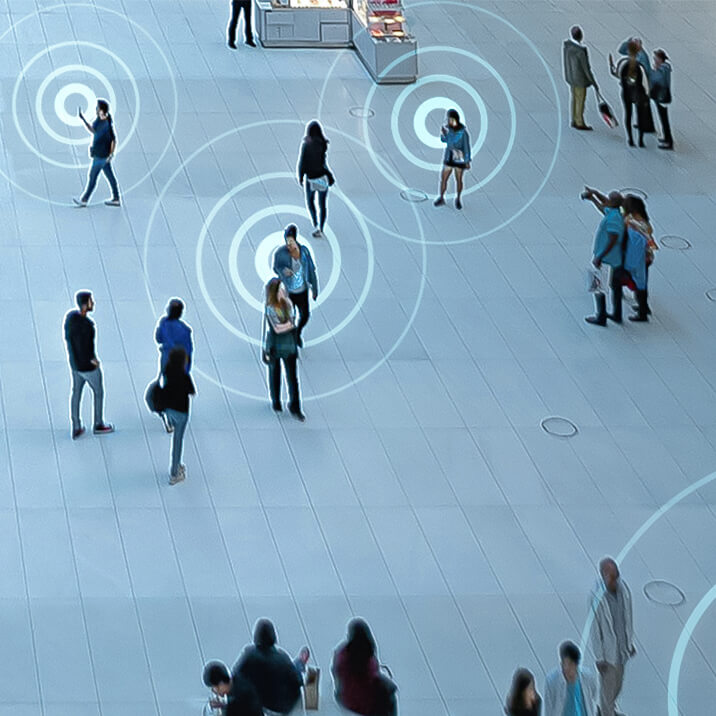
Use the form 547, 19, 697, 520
589, 558, 636, 716
563, 26, 599, 130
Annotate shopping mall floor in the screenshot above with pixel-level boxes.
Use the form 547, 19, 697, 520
1, 1, 715, 714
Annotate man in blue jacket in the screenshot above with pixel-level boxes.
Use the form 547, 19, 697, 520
155, 298, 193, 372
273, 224, 318, 348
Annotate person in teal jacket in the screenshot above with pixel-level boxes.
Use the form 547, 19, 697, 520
434, 109, 471, 210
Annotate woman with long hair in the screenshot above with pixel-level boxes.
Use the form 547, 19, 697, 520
622, 194, 655, 321
263, 278, 304, 420
74, 98, 121, 206
162, 346, 196, 484
297, 120, 335, 237
609, 41, 655, 147
434, 108, 471, 210
505, 668, 541, 716
332, 618, 397, 716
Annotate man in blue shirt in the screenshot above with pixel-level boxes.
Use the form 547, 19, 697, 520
582, 187, 624, 326
544, 641, 598, 716
272, 224, 318, 348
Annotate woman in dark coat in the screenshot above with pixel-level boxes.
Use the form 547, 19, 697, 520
297, 121, 335, 238
610, 40, 655, 147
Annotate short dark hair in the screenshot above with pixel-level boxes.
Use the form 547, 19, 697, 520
76, 290, 92, 309
253, 618, 277, 648
284, 224, 298, 240
97, 98, 110, 114
167, 298, 184, 320
203, 661, 230, 688
559, 641, 581, 665
654, 48, 668, 62
570, 25, 583, 42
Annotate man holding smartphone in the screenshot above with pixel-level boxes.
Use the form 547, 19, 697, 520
73, 98, 121, 207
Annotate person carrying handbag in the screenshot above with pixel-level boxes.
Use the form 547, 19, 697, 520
263, 278, 305, 421
297, 120, 335, 238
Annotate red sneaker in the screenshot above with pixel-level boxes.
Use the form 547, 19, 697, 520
93, 423, 115, 435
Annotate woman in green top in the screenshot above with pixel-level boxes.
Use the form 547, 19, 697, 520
263, 278, 304, 421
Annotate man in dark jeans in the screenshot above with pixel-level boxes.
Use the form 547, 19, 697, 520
581, 187, 625, 326
273, 224, 318, 348
64, 290, 114, 439
228, 0, 256, 48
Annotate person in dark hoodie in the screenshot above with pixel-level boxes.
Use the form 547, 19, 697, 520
64, 290, 114, 439
161, 347, 195, 485
203, 660, 263, 716
234, 618, 310, 714
297, 120, 335, 238
434, 108, 471, 210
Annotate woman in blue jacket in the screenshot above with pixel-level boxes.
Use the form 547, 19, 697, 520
434, 109, 471, 210
650, 49, 673, 150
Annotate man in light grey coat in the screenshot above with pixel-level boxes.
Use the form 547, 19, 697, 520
589, 557, 636, 716
563, 25, 599, 130
544, 641, 598, 716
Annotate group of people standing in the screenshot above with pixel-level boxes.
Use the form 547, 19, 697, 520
583, 186, 657, 326
203, 617, 397, 716
563, 27, 673, 149
505, 558, 635, 716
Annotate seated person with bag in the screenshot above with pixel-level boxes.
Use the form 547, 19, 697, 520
332, 618, 397, 716
234, 618, 310, 715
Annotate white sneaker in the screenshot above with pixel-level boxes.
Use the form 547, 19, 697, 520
104, 198, 121, 207
73, 197, 87, 207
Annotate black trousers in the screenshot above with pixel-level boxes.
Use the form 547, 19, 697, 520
656, 102, 673, 145
228, 0, 253, 43
289, 289, 310, 341
269, 353, 300, 412
622, 100, 642, 144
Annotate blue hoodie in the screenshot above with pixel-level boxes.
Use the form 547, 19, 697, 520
155, 317, 193, 371
441, 126, 471, 166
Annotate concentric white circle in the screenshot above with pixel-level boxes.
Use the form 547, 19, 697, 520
392, 74, 490, 173
412, 96, 467, 150
316, 0, 562, 245
197, 174, 374, 349
53, 82, 96, 127
227, 204, 342, 312
15, 42, 139, 168
0, 3, 178, 204
378, 57, 514, 197
142, 120, 427, 402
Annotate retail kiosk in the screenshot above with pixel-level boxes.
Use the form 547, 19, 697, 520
254, 0, 418, 83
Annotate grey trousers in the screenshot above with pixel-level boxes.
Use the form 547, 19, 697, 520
599, 662, 625, 716
70, 367, 104, 431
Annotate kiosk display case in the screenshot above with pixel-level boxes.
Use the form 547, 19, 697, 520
255, 0, 352, 48
351, 0, 417, 83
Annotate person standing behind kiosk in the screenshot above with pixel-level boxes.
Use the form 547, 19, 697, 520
228, 0, 256, 48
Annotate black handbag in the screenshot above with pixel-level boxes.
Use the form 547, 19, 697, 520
144, 378, 165, 413
261, 314, 274, 365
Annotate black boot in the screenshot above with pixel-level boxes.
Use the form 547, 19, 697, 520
629, 289, 649, 322
586, 292, 607, 326
608, 280, 623, 323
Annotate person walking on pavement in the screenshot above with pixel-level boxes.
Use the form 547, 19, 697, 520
64, 290, 114, 439
543, 642, 598, 716
228, 0, 256, 48
263, 278, 305, 421
161, 347, 195, 485
272, 224, 318, 348
563, 25, 599, 130
589, 558, 636, 716
73, 99, 121, 207
297, 121, 336, 238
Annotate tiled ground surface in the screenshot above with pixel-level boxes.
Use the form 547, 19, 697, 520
1, 0, 715, 714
